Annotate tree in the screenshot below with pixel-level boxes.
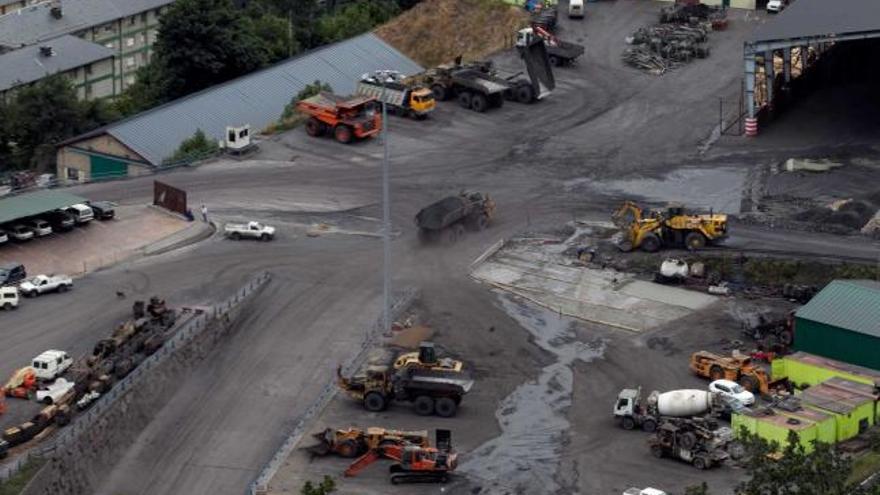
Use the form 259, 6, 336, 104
152, 0, 272, 100
166, 129, 219, 164
314, 1, 400, 44
685, 482, 711, 495
113, 63, 172, 116
300, 475, 335, 495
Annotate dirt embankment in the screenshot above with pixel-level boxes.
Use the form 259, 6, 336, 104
376, 0, 529, 67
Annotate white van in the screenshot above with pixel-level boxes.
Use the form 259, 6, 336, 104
66, 204, 94, 224
32, 350, 73, 381
0, 287, 18, 310
569, 0, 584, 18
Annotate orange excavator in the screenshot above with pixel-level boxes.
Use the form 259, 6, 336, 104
4, 368, 37, 399
344, 429, 457, 485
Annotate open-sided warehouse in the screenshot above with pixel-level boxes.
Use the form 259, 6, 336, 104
791, 280, 880, 370
0, 190, 88, 225
744, 0, 880, 133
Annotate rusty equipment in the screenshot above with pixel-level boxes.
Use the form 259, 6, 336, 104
4, 367, 37, 399
344, 429, 456, 484
689, 350, 789, 396
305, 426, 430, 458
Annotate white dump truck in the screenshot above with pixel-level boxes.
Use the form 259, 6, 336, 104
614, 388, 720, 432
19, 274, 73, 297
224, 221, 275, 241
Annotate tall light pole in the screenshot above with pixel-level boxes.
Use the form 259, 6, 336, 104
380, 78, 391, 334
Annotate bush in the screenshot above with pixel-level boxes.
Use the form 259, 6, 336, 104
269, 80, 333, 134
165, 129, 219, 164
301, 475, 336, 495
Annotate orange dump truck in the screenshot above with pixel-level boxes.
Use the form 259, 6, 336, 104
296, 92, 382, 144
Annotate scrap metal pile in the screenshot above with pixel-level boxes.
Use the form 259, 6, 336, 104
623, 4, 726, 75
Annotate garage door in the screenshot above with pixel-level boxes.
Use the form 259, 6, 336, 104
89, 155, 128, 180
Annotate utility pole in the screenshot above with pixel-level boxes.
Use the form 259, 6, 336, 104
380, 79, 391, 334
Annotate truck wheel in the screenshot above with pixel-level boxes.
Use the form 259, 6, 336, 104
443, 227, 459, 245
640, 233, 661, 253
305, 117, 324, 137
58, 284, 69, 292
457, 92, 472, 109
621, 417, 636, 430
779, 329, 793, 346
549, 55, 561, 67
709, 365, 724, 381
679, 432, 697, 450
414, 395, 435, 416
260, 233, 270, 242
431, 85, 448, 101
364, 392, 386, 412
739, 375, 758, 393
231, 232, 241, 241
470, 93, 489, 113
693, 455, 709, 470
334, 125, 353, 144
2, 303, 10, 310
43, 397, 54, 405
641, 419, 657, 433
469, 214, 488, 231
651, 445, 664, 458
685, 232, 706, 251
516, 84, 535, 104
435, 397, 457, 417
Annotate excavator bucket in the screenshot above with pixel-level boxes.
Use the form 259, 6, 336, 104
522, 38, 555, 99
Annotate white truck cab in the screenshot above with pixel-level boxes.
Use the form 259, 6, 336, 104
32, 350, 73, 381
0, 286, 19, 310
66, 203, 94, 224
19, 274, 73, 297
224, 221, 275, 241
569, 0, 584, 18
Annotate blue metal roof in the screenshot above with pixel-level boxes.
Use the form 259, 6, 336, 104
795, 280, 880, 339
98, 33, 422, 166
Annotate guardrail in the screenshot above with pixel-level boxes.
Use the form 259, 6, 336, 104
0, 272, 271, 482
247, 287, 419, 495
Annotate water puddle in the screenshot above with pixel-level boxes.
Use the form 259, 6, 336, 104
459, 295, 604, 494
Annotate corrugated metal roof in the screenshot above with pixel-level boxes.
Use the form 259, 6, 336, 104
0, 190, 87, 224
801, 378, 873, 415
0, 35, 114, 91
92, 33, 422, 166
795, 280, 880, 338
0, 0, 173, 48
749, 0, 880, 43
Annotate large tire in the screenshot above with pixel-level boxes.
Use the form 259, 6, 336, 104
709, 365, 724, 381
58, 284, 70, 293
641, 419, 657, 433
651, 444, 664, 458
231, 232, 241, 241
334, 125, 353, 144
364, 392, 386, 412
435, 397, 458, 417
549, 55, 561, 67
470, 93, 489, 113
679, 431, 697, 450
779, 329, 793, 346
693, 455, 709, 470
640, 233, 661, 253
305, 117, 324, 137
2, 303, 10, 310
431, 84, 448, 101
260, 233, 270, 242
457, 91, 472, 109
468, 213, 489, 231
621, 417, 636, 430
685, 231, 707, 251
413, 395, 435, 416
739, 375, 758, 394
516, 84, 534, 103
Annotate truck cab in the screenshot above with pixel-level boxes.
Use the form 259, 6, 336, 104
568, 0, 584, 18
32, 350, 73, 381
66, 203, 94, 224
0, 286, 19, 310
614, 388, 640, 417
408, 87, 436, 117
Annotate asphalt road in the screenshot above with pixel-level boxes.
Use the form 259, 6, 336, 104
2, 1, 877, 493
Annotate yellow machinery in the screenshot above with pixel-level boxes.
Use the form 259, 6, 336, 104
305, 426, 430, 458
612, 201, 728, 252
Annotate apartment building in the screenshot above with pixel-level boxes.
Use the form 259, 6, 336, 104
0, 0, 175, 97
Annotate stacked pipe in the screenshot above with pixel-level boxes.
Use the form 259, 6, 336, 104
623, 22, 712, 74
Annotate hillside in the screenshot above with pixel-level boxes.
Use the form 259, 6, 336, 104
376, 0, 529, 68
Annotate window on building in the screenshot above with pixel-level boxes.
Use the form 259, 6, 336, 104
124, 56, 135, 67
141, 12, 147, 23
85, 85, 92, 97
129, 16, 136, 25
141, 32, 148, 44
125, 75, 135, 85
66, 167, 80, 181
84, 64, 92, 76
125, 37, 135, 47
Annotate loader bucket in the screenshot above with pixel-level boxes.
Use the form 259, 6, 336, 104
522, 38, 555, 99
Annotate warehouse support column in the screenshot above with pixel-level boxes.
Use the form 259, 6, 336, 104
783, 46, 792, 83
764, 50, 775, 107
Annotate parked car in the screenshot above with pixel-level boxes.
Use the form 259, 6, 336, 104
88, 201, 116, 220
31, 350, 73, 381
766, 0, 787, 13
0, 229, 7, 245
0, 263, 26, 286
19, 274, 73, 297
6, 224, 34, 241
45, 210, 75, 231
0, 286, 19, 310
36, 378, 75, 404
27, 218, 52, 237
709, 379, 755, 406
65, 203, 94, 224
224, 221, 275, 241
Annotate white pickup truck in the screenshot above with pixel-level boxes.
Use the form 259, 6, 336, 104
224, 221, 275, 241
19, 274, 73, 297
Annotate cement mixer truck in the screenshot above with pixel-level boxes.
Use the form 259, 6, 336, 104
613, 388, 721, 432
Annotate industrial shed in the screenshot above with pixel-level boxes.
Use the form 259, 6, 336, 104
57, 32, 422, 182
743, 0, 880, 134
792, 280, 880, 370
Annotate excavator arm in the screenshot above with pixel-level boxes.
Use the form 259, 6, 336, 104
344, 445, 404, 477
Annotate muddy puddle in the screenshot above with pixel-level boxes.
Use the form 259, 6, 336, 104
459, 294, 604, 494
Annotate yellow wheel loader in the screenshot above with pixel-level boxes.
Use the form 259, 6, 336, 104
612, 201, 728, 252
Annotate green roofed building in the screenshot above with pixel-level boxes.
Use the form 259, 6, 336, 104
0, 190, 87, 225
793, 280, 880, 370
